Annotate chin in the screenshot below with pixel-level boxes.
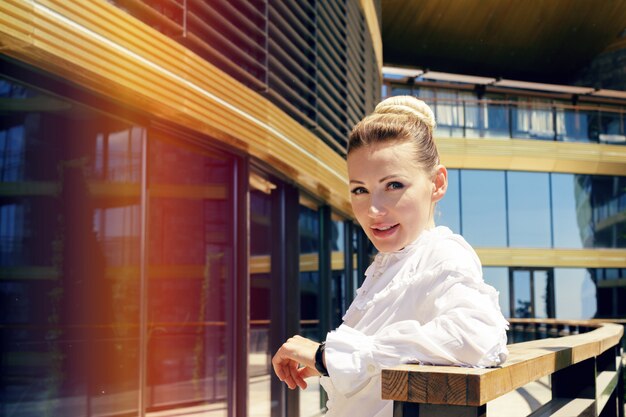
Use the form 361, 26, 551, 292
372, 240, 404, 253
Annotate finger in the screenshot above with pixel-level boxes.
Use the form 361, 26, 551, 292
272, 354, 287, 381
298, 366, 320, 380
287, 360, 306, 390
282, 364, 297, 389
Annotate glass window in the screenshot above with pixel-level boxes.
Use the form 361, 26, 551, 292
598, 110, 625, 145
507, 172, 551, 248
434, 89, 464, 137
511, 269, 532, 318
298, 203, 322, 416
248, 172, 276, 417
460, 170, 507, 247
556, 108, 598, 143
436, 169, 460, 234
0, 77, 141, 416
533, 270, 550, 318
551, 173, 589, 248
512, 99, 554, 140
482, 267, 509, 318
554, 268, 597, 319
464, 96, 510, 138
147, 134, 235, 412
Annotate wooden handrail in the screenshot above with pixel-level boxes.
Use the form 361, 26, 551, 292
382, 319, 624, 417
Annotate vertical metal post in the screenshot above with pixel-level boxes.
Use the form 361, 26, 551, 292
234, 157, 250, 417
318, 205, 332, 411
270, 182, 300, 417
319, 205, 332, 342
344, 221, 355, 307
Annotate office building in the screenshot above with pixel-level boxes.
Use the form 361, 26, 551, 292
0, 1, 380, 416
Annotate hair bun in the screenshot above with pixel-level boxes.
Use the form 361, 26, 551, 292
374, 96, 436, 132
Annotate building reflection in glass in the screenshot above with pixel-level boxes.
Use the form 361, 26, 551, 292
146, 134, 235, 412
0, 77, 141, 416
0, 76, 238, 416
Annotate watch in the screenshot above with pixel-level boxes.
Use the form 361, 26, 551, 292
314, 341, 329, 376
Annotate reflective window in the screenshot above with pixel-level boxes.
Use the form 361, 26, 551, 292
533, 270, 550, 318
556, 108, 598, 142
591, 175, 626, 248
507, 172, 551, 248
299, 204, 322, 415
460, 170, 507, 247
482, 267, 509, 318
146, 134, 235, 412
512, 99, 554, 140
551, 174, 588, 248
248, 172, 276, 417
465, 96, 510, 138
599, 111, 625, 144
436, 169, 460, 234
554, 268, 597, 319
0, 78, 141, 416
511, 270, 532, 318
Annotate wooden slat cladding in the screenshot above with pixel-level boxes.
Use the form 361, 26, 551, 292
108, 0, 381, 155
0, 0, 356, 214
111, 0, 268, 90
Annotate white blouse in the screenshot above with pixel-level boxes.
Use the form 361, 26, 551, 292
320, 226, 509, 417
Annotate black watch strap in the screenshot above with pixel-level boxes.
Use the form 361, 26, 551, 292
314, 341, 329, 376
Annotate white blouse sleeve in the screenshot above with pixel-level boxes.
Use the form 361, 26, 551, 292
324, 268, 509, 398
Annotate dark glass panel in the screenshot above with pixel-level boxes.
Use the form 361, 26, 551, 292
299, 204, 319, 254
248, 175, 275, 416
599, 110, 625, 145
146, 134, 234, 412
556, 108, 599, 143
0, 78, 141, 416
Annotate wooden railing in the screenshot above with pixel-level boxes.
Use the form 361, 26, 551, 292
381, 319, 624, 417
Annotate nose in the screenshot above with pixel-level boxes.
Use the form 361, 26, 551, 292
368, 195, 387, 218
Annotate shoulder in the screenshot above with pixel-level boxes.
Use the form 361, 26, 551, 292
418, 226, 482, 277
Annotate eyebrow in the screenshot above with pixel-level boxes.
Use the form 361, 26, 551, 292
349, 174, 405, 184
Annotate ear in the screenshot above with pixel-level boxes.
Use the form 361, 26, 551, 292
431, 165, 448, 203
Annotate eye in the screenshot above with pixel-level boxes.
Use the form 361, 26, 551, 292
350, 186, 368, 195
386, 181, 404, 190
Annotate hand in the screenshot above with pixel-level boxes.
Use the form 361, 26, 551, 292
272, 335, 321, 390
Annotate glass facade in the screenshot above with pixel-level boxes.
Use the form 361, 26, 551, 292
436, 170, 626, 249
484, 267, 615, 321
0, 76, 239, 415
0, 77, 143, 416
389, 83, 626, 144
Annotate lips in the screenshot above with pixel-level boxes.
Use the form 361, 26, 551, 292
370, 223, 399, 238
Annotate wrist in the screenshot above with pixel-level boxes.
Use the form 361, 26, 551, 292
314, 342, 329, 376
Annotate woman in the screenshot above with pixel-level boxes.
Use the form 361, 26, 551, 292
272, 96, 509, 416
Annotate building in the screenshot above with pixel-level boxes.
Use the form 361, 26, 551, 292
383, 68, 626, 321
380, 0, 626, 322
0, 1, 380, 416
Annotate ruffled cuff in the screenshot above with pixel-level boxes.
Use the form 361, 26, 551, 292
324, 324, 380, 397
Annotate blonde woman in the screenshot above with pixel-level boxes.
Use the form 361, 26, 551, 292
272, 96, 509, 417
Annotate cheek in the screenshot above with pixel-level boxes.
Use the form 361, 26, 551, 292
351, 198, 369, 221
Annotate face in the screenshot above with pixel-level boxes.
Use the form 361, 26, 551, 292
347, 140, 445, 253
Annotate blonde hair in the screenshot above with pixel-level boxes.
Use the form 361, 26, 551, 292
348, 96, 439, 172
